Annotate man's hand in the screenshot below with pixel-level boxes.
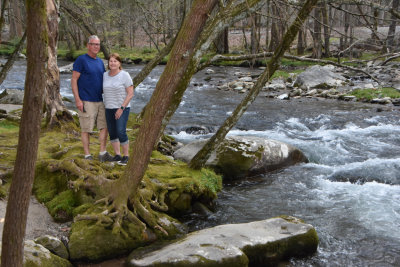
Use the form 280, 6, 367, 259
76, 99, 84, 112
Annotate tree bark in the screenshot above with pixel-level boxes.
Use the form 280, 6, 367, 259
1, 0, 48, 266
189, 0, 319, 170
322, 1, 331, 57
45, 0, 72, 128
9, 0, 24, 38
117, 0, 219, 194
384, 0, 399, 52
311, 2, 322, 58
215, 27, 229, 54
0, 0, 9, 42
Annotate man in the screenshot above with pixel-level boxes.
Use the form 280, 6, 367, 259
71, 35, 113, 162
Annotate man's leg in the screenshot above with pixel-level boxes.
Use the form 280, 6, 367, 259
81, 132, 90, 155
99, 127, 108, 152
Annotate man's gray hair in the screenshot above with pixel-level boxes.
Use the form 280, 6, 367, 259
88, 35, 100, 44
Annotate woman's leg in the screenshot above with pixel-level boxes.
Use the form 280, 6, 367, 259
116, 108, 130, 156
105, 109, 120, 155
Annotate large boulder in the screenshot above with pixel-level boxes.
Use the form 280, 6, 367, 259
0, 88, 24, 104
0, 240, 72, 267
173, 136, 308, 179
294, 65, 347, 89
34, 235, 69, 259
127, 216, 319, 267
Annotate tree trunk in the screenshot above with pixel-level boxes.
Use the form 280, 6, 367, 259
189, 0, 319, 170
265, 0, 270, 49
344, 4, 350, 48
268, 3, 280, 51
250, 12, 260, 67
215, 27, 229, 54
384, 0, 399, 52
1, 0, 48, 266
118, 0, 219, 194
158, 0, 265, 136
311, 3, 322, 58
322, 1, 330, 57
297, 24, 305, 55
0, 0, 9, 42
9, 0, 24, 38
0, 31, 26, 85
45, 0, 72, 128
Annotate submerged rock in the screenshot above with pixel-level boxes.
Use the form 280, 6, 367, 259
173, 136, 308, 179
127, 216, 318, 267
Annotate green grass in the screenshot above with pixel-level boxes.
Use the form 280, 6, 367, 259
349, 87, 400, 100
0, 120, 19, 134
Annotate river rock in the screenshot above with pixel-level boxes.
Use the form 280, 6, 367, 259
34, 235, 69, 259
0, 240, 72, 267
294, 65, 347, 89
0, 88, 24, 104
59, 62, 74, 73
127, 216, 318, 267
173, 136, 308, 179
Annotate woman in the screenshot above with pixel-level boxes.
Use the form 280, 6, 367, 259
103, 53, 134, 165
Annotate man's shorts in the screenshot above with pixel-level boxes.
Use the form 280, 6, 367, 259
78, 101, 107, 133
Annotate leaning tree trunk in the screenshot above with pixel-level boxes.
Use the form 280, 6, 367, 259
1, 0, 48, 266
45, 0, 73, 128
158, 0, 265, 136
0, 31, 26, 85
189, 0, 319, 170
116, 0, 219, 204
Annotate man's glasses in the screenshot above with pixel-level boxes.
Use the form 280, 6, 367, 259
88, 43, 100, 47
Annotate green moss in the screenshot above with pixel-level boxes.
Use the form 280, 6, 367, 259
0, 120, 19, 134
46, 190, 79, 222
349, 87, 400, 101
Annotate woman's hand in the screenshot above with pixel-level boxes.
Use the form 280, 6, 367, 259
115, 108, 123, 120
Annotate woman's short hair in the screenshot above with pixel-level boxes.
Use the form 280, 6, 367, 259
108, 53, 123, 70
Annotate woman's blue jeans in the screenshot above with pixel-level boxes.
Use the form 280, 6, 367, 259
105, 108, 130, 145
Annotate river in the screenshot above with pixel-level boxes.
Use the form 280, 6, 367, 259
2, 60, 400, 266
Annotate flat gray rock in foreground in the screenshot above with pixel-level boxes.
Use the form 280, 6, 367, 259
128, 216, 318, 267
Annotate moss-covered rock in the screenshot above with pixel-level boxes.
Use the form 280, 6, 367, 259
34, 235, 69, 260
68, 211, 185, 262
173, 136, 308, 180
0, 240, 73, 267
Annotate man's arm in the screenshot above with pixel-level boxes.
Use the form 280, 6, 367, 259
71, 70, 83, 112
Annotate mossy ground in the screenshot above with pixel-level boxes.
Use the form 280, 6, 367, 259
0, 111, 222, 233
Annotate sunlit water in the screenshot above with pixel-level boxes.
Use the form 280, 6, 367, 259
2, 60, 400, 266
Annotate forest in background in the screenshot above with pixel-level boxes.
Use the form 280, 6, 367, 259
2, 0, 400, 61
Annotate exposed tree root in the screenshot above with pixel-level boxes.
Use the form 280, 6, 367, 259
45, 156, 177, 238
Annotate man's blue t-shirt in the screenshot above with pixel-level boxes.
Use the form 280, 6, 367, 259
73, 54, 105, 102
